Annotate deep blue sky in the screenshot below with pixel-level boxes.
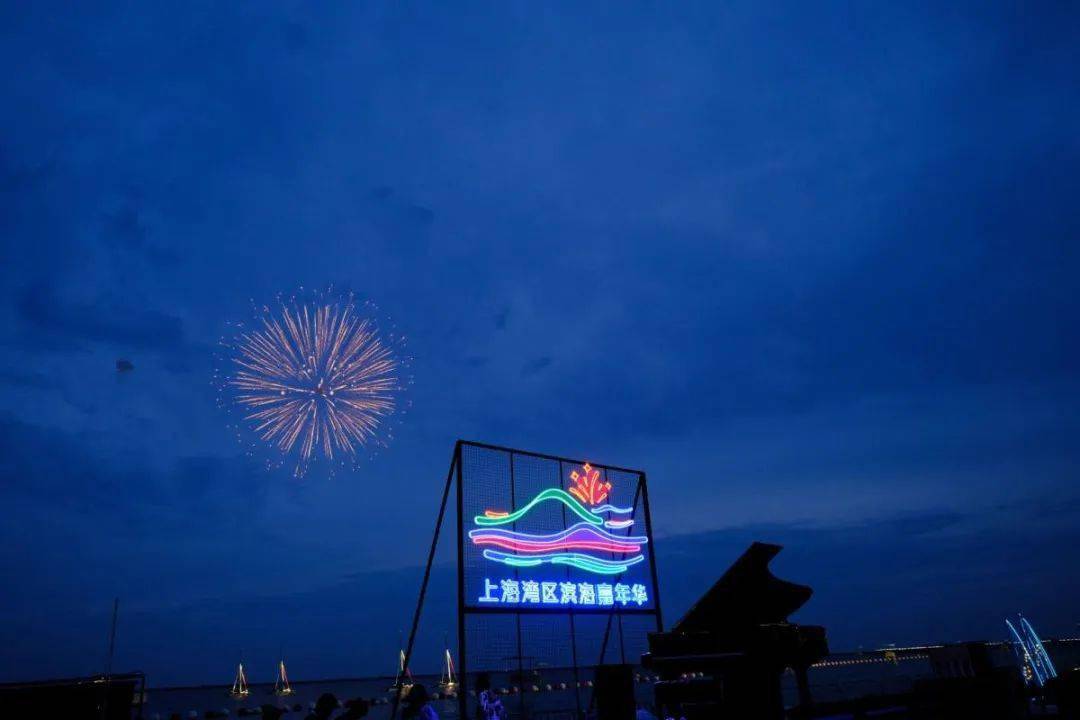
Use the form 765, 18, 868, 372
2, 1, 1079, 687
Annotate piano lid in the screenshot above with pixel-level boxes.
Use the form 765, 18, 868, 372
671, 542, 812, 634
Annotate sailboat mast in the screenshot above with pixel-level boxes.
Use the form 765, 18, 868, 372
438, 635, 457, 692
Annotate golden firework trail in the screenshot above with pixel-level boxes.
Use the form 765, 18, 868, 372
226, 299, 401, 475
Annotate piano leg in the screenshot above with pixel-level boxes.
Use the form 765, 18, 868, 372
794, 663, 813, 715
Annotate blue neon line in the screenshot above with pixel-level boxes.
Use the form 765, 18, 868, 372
468, 521, 648, 545
488, 553, 543, 568
592, 503, 633, 514
551, 553, 644, 574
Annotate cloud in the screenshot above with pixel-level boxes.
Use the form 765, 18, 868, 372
0, 0, 1078, 690
102, 205, 149, 251
657, 502, 1080, 650
0, 415, 244, 521
0, 367, 53, 390
16, 282, 186, 352
364, 186, 435, 244
3, 500, 1075, 686
0, 150, 56, 200
520, 355, 553, 377
100, 205, 178, 270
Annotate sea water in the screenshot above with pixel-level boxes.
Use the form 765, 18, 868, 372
143, 641, 1080, 720
141, 662, 930, 719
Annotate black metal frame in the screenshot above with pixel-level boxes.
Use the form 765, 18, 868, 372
0, 671, 145, 720
394, 440, 663, 720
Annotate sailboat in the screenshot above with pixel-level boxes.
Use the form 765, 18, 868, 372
387, 646, 414, 695
229, 662, 250, 698
274, 658, 294, 696
438, 644, 457, 693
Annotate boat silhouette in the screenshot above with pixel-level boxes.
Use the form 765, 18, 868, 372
229, 662, 249, 698
387, 645, 414, 696
438, 641, 457, 693
273, 658, 293, 696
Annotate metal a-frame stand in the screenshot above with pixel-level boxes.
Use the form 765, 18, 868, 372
392, 440, 663, 720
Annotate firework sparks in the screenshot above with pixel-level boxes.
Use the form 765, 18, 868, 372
569, 463, 611, 506
221, 294, 404, 476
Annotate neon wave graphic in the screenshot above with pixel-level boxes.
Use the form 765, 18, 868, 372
476, 488, 604, 527
469, 523, 647, 554
482, 550, 645, 575
473, 470, 646, 577
592, 503, 633, 515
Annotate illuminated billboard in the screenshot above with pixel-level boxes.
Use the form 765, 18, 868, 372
463, 455, 657, 613
401, 441, 663, 720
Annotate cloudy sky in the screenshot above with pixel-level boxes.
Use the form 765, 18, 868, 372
1, 1, 1078, 686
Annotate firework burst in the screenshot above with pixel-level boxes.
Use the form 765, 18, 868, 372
218, 292, 407, 476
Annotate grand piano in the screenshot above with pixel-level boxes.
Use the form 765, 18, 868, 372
643, 542, 828, 719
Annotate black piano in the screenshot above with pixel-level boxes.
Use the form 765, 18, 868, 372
643, 542, 828, 719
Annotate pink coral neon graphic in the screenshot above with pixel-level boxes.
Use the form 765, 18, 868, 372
568, 463, 612, 506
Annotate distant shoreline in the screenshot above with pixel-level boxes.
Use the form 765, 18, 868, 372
143, 638, 1080, 691
149, 674, 403, 691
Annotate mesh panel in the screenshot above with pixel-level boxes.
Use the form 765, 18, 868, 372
461, 444, 657, 615
457, 442, 660, 716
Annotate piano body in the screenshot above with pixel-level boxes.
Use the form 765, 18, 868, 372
643, 542, 828, 719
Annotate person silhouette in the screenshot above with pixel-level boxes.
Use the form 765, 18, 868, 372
304, 693, 339, 720
475, 673, 505, 720
403, 684, 439, 720
341, 697, 371, 720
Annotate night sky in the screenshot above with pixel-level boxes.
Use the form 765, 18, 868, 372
2, 1, 1079, 687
